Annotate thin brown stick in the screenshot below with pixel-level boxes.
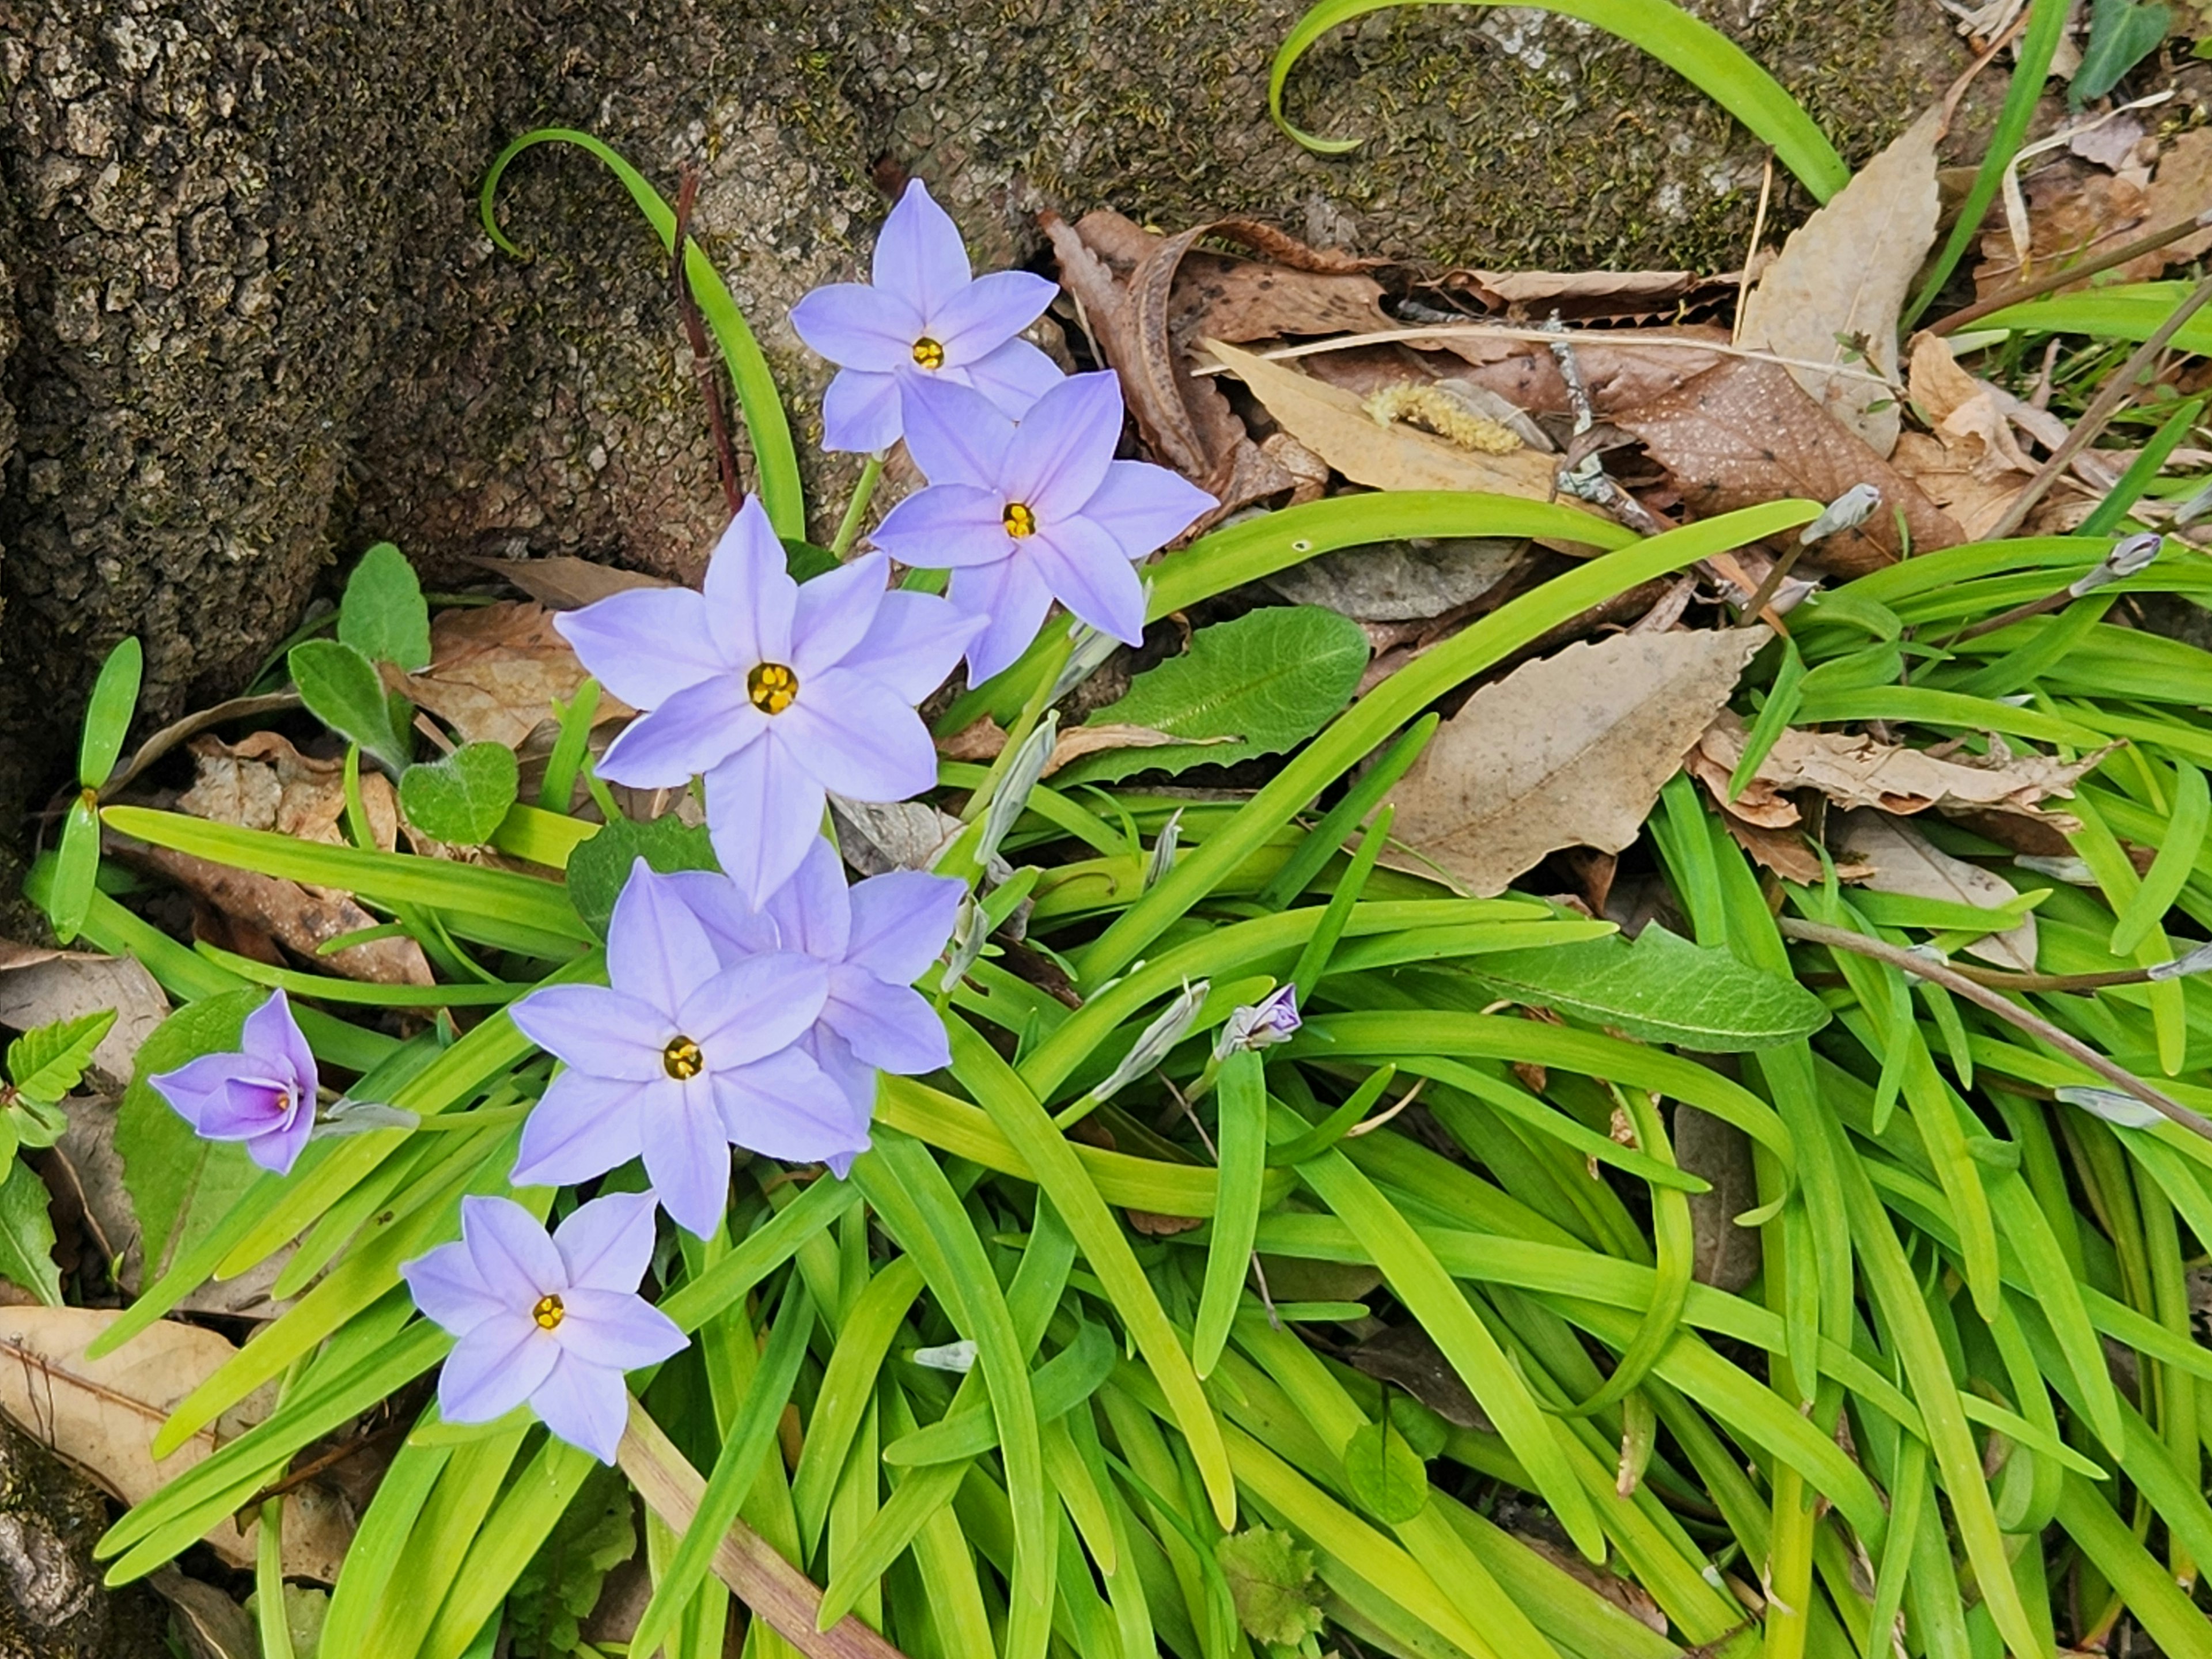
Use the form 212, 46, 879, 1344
1929, 211, 2212, 339
672, 166, 744, 519
1983, 272, 2212, 541
621, 1400, 911, 1658
1777, 916, 2212, 1142
1729, 149, 1774, 351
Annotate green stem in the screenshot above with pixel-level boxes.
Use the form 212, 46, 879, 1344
830, 455, 885, 561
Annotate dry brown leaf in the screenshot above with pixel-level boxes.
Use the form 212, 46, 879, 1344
468, 554, 673, 611
1737, 107, 1939, 456
1974, 132, 2212, 297
148, 1566, 257, 1659
404, 600, 634, 751
1509, 1532, 1668, 1634
1674, 1105, 1762, 1294
1611, 356, 1964, 571
0, 1307, 352, 1578
1444, 267, 1717, 320
1125, 1209, 1205, 1237
1834, 809, 2039, 971
935, 718, 1008, 763
1207, 339, 1563, 501
1042, 724, 1228, 777
1427, 328, 1728, 418
1891, 334, 2041, 540
1692, 710, 2101, 827
1170, 250, 1391, 344
1345, 1324, 1493, 1431
1713, 810, 1874, 885
1385, 628, 1767, 897
0, 946, 168, 1088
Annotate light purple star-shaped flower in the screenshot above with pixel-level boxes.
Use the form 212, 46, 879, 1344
509, 860, 859, 1236
870, 371, 1218, 682
556, 496, 978, 905
400, 1191, 685, 1463
665, 840, 961, 1145
149, 988, 317, 1175
790, 179, 1062, 453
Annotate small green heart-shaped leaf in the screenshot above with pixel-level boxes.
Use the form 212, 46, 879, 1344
2074, 0, 2171, 105
79, 636, 143, 789
399, 743, 521, 846
291, 638, 411, 771
338, 541, 433, 670
566, 816, 719, 935
1342, 1416, 1429, 1524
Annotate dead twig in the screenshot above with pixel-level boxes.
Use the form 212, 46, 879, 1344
1928, 211, 2212, 339
672, 165, 744, 520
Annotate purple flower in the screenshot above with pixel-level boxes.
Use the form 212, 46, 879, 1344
150, 989, 317, 1175
1214, 984, 1301, 1059
509, 860, 861, 1236
666, 840, 961, 1152
790, 179, 1062, 453
556, 497, 977, 905
401, 1192, 685, 1463
871, 372, 1218, 681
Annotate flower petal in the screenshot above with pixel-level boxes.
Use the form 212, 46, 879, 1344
1075, 459, 1217, 558
241, 989, 317, 1097
461, 1195, 568, 1300
702, 738, 829, 910
872, 180, 972, 317
899, 376, 1015, 491
821, 368, 906, 455
844, 870, 964, 984
949, 555, 1058, 684
789, 282, 923, 373
870, 483, 1017, 572
702, 498, 798, 668
245, 1114, 312, 1176
554, 589, 725, 710
639, 1086, 733, 1237
773, 671, 940, 802
512, 1073, 654, 1189
806, 1027, 882, 1123
680, 953, 830, 1069
402, 1238, 506, 1335
148, 1051, 247, 1132
1025, 517, 1147, 645
608, 861, 727, 1016
440, 1317, 558, 1425
840, 589, 980, 703
658, 870, 778, 964
759, 838, 851, 963
790, 552, 891, 679
711, 1048, 873, 1165
510, 986, 671, 1082
596, 676, 762, 790
825, 969, 951, 1075
1006, 372, 1124, 520
953, 338, 1067, 421
552, 1190, 661, 1294
929, 270, 1057, 365
528, 1351, 632, 1463
192, 1075, 291, 1141
556, 1287, 687, 1370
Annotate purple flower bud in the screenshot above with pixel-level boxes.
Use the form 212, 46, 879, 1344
401, 1192, 685, 1463
1213, 983, 1301, 1060
149, 988, 318, 1175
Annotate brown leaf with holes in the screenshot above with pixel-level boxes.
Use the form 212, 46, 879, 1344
404, 600, 634, 751
1611, 356, 1963, 570
1385, 628, 1767, 896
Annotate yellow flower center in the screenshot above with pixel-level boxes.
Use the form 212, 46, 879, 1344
1003, 501, 1038, 539
532, 1293, 566, 1331
745, 662, 799, 715
662, 1036, 706, 1080
911, 336, 945, 369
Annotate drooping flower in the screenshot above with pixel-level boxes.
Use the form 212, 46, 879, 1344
400, 1191, 685, 1463
556, 497, 977, 904
790, 179, 1062, 453
870, 372, 1217, 681
1214, 983, 1301, 1060
150, 988, 318, 1175
666, 839, 962, 1150
509, 860, 858, 1235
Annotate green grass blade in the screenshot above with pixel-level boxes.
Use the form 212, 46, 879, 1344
1192, 1048, 1267, 1378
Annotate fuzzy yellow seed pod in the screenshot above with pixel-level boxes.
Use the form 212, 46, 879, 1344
1362, 383, 1523, 454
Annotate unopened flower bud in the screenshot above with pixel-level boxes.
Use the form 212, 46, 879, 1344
1214, 983, 1302, 1060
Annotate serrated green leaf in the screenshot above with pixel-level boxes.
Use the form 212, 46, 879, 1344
565, 816, 718, 935
1214, 1526, 1324, 1647
399, 744, 521, 847
0, 1160, 60, 1304
46, 795, 100, 946
1053, 605, 1369, 785
1341, 1415, 1429, 1524
79, 636, 143, 789
1469, 924, 1831, 1051
115, 990, 267, 1282
7, 1008, 118, 1105
290, 639, 411, 771
339, 543, 433, 671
